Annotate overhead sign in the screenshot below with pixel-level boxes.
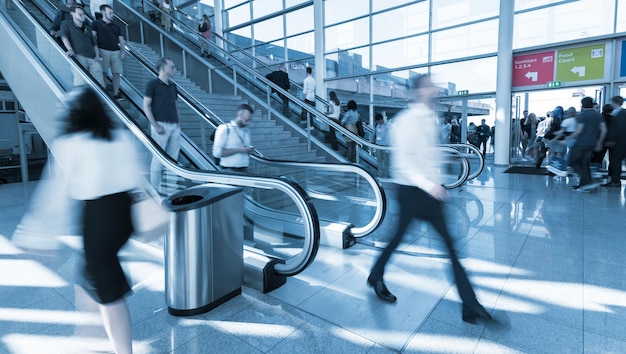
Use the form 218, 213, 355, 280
512, 51, 555, 87
555, 44, 605, 82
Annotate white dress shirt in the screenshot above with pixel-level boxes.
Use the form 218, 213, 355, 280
303, 75, 315, 101
391, 103, 442, 192
212, 121, 251, 168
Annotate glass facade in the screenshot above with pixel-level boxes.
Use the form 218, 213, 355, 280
214, 0, 626, 106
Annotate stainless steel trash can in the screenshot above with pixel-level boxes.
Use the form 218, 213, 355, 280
162, 184, 243, 316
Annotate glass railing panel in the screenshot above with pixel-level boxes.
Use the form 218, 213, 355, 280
248, 159, 381, 233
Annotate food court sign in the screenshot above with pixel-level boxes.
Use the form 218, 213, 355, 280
513, 43, 608, 89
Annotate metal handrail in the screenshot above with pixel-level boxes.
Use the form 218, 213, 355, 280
9, 0, 319, 276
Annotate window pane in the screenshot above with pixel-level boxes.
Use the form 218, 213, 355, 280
224, 0, 247, 9
372, 36, 429, 70
430, 57, 498, 94
5, 101, 15, 111
325, 17, 369, 51
253, 0, 282, 18
431, 20, 498, 62
372, 3, 429, 43
253, 16, 284, 43
286, 0, 308, 7
515, 0, 566, 12
286, 6, 313, 36
224, 3, 250, 27
287, 32, 315, 56
324, 0, 369, 26
618, 0, 626, 33
373, 0, 420, 13
514, 0, 614, 49
336, 47, 369, 76
228, 26, 252, 48
432, 0, 499, 29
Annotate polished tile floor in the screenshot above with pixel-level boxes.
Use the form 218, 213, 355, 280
1, 161, 626, 353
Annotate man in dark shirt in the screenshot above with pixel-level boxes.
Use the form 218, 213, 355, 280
92, 4, 126, 99
60, 5, 104, 87
143, 57, 180, 190
565, 96, 607, 191
265, 64, 291, 116
476, 119, 491, 155
602, 95, 626, 187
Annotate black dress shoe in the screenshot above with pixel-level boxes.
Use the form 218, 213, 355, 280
367, 276, 397, 303
462, 303, 492, 324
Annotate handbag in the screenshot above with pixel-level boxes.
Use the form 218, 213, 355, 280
131, 191, 169, 240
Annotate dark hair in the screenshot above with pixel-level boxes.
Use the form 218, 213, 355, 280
70, 4, 84, 13
581, 96, 594, 109
238, 103, 254, 114
61, 87, 115, 140
375, 113, 383, 121
347, 100, 357, 111
409, 73, 431, 90
99, 4, 112, 12
602, 104, 614, 115
156, 57, 173, 72
611, 95, 624, 106
329, 91, 340, 105
306, 67, 312, 74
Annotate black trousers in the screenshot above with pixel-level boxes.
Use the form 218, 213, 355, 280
607, 145, 626, 183
370, 184, 478, 305
300, 99, 314, 122
569, 146, 593, 186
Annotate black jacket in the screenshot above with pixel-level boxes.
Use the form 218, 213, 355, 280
265, 70, 290, 93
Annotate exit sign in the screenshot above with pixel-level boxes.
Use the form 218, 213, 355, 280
458, 90, 469, 96
546, 81, 562, 88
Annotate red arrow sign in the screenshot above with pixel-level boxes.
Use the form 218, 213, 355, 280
512, 51, 555, 87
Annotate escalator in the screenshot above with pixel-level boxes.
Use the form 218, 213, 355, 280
0, 0, 322, 292
22, 0, 391, 247
111, 0, 484, 185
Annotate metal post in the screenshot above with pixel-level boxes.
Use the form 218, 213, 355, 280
208, 68, 212, 93
140, 21, 144, 44
233, 67, 237, 95
182, 50, 187, 77
160, 33, 164, 57
267, 89, 272, 120
494, 0, 514, 166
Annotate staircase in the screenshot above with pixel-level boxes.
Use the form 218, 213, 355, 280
125, 42, 325, 164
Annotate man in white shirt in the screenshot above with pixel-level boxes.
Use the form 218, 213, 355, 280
366, 74, 491, 325
300, 66, 315, 124
212, 104, 255, 172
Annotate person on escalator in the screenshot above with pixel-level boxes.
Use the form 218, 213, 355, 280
372, 113, 390, 177
49, 0, 75, 41
212, 104, 255, 173
366, 74, 492, 325
143, 57, 180, 191
60, 4, 105, 87
340, 100, 360, 162
265, 64, 291, 117
198, 14, 212, 57
92, 4, 126, 100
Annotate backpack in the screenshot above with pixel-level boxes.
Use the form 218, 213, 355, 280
210, 124, 229, 166
356, 119, 365, 138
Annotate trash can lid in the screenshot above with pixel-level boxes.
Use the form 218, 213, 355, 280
162, 184, 242, 211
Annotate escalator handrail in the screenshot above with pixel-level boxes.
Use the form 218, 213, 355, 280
4, 0, 319, 276
248, 155, 387, 238
442, 143, 485, 181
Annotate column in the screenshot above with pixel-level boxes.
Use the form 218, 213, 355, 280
494, 0, 515, 166
313, 0, 325, 107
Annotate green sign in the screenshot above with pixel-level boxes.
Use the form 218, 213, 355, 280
546, 81, 562, 88
555, 44, 606, 82
458, 90, 469, 96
